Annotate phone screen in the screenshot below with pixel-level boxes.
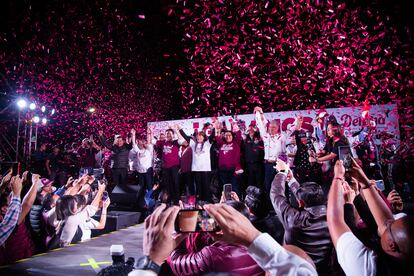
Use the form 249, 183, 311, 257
175, 209, 220, 233
375, 180, 385, 191
338, 146, 353, 171
102, 191, 109, 201
224, 184, 232, 200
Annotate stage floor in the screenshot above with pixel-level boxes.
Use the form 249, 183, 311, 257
0, 223, 145, 276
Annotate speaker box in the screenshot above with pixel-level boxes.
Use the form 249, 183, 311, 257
91, 210, 141, 236
110, 184, 146, 210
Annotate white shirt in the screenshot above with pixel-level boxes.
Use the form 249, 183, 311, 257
248, 233, 317, 276
256, 111, 286, 161
60, 205, 98, 246
336, 232, 377, 276
79, 217, 100, 242
286, 144, 297, 167
189, 139, 212, 171
131, 144, 154, 173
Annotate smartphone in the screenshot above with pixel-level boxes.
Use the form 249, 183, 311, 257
375, 180, 385, 191
10, 162, 20, 176
193, 122, 200, 130
338, 146, 353, 171
102, 191, 109, 201
224, 184, 232, 200
175, 209, 220, 233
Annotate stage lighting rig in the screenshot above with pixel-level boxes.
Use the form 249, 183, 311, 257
29, 103, 36, 110
17, 99, 27, 109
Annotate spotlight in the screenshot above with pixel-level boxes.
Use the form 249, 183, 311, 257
41, 106, 46, 112
29, 103, 36, 110
17, 99, 27, 109
33, 116, 40, 123
51, 109, 55, 115
42, 118, 47, 125
88, 107, 96, 113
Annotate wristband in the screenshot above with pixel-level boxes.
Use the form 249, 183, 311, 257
334, 177, 344, 181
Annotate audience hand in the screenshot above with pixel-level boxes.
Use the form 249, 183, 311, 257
342, 181, 356, 204
387, 190, 403, 212
275, 158, 289, 172
11, 176, 23, 197
334, 160, 346, 178
31, 173, 41, 185
103, 198, 111, 209
350, 158, 371, 188
204, 203, 261, 247
98, 130, 104, 136
98, 180, 106, 191
143, 204, 186, 266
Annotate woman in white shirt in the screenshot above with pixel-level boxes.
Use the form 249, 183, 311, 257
177, 125, 215, 202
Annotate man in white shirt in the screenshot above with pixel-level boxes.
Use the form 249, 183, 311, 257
254, 106, 287, 194
327, 159, 414, 276
131, 129, 155, 192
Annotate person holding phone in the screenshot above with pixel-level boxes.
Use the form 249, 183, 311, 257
169, 201, 265, 276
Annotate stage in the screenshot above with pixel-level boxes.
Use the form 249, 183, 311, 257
0, 223, 145, 276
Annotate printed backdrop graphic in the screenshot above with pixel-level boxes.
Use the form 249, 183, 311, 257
148, 104, 400, 142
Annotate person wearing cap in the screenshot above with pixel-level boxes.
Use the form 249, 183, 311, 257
38, 178, 56, 198
242, 121, 264, 188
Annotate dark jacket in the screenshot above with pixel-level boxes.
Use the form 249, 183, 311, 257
168, 233, 264, 276
270, 173, 333, 275
242, 134, 264, 164
99, 135, 132, 169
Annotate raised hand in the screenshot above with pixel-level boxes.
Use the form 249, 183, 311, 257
11, 176, 23, 197
342, 181, 356, 204
143, 204, 186, 265
275, 158, 289, 172
334, 160, 346, 179
204, 203, 261, 247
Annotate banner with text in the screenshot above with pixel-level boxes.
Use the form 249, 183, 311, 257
148, 104, 400, 141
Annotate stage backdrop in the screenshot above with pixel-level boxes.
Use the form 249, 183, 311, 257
148, 104, 400, 141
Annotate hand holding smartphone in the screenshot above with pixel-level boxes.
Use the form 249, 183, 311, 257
224, 184, 232, 201
338, 146, 353, 171
175, 209, 220, 233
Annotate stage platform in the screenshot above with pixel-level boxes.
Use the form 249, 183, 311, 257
0, 223, 145, 276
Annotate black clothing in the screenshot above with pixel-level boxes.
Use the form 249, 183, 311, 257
99, 135, 132, 169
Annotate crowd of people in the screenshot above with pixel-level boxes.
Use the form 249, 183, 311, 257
1, 105, 413, 275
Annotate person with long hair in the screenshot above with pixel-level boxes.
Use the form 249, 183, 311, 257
177, 124, 215, 202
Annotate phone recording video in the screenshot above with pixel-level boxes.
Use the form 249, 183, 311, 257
175, 209, 220, 233
223, 184, 232, 201
102, 191, 109, 201
375, 180, 385, 191
338, 146, 353, 171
